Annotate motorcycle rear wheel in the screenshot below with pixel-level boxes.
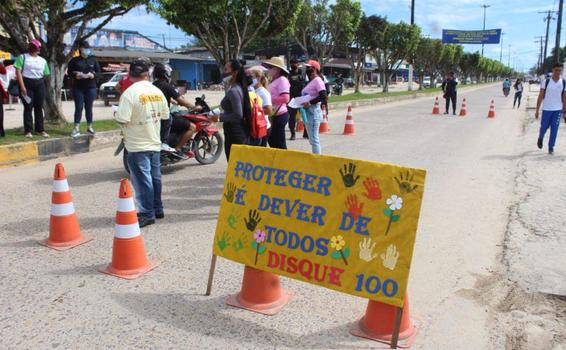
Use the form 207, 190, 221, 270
193, 131, 223, 164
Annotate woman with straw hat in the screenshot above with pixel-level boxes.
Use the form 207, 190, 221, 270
263, 57, 290, 149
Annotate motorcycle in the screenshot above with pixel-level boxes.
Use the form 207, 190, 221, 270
332, 82, 344, 96
503, 87, 510, 97
115, 95, 224, 173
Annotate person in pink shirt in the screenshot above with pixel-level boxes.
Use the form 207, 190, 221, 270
301, 60, 327, 154
263, 57, 290, 149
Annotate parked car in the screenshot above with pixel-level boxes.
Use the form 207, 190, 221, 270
422, 76, 431, 88
96, 72, 121, 89
100, 72, 127, 106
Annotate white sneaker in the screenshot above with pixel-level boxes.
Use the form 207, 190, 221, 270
71, 128, 80, 138
161, 143, 176, 152
25, 132, 33, 138
87, 127, 95, 136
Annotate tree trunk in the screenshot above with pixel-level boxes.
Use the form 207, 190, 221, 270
382, 71, 389, 93
44, 60, 67, 124
418, 72, 424, 90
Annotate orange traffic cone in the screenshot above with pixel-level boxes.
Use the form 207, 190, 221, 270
487, 100, 496, 118
319, 104, 330, 133
296, 110, 305, 133
99, 179, 157, 279
343, 105, 355, 135
350, 294, 416, 348
226, 266, 293, 315
459, 98, 467, 117
39, 163, 92, 250
432, 97, 440, 115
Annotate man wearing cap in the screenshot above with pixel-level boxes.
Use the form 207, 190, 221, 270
14, 39, 50, 138
68, 40, 100, 137
115, 59, 170, 228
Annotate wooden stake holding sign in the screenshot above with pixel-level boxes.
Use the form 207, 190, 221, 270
206, 146, 426, 348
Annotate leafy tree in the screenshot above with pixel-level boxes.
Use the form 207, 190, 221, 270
0, 0, 145, 123
459, 52, 480, 84
351, 15, 386, 92
156, 0, 302, 66
412, 37, 442, 89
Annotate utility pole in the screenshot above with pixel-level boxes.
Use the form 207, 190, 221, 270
161, 34, 167, 49
481, 4, 491, 56
535, 36, 545, 73
499, 32, 505, 62
539, 10, 556, 68
555, 0, 564, 63
408, 0, 415, 91
508, 44, 511, 67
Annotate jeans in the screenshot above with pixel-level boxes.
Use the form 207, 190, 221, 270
513, 92, 522, 108
72, 87, 97, 124
0, 96, 4, 136
127, 151, 163, 220
445, 92, 457, 114
539, 110, 562, 150
268, 112, 289, 149
306, 104, 323, 154
22, 78, 45, 134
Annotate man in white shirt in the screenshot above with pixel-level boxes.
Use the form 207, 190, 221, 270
115, 59, 169, 227
535, 63, 566, 155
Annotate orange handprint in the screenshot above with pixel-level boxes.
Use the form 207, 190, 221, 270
363, 177, 382, 200
346, 194, 364, 220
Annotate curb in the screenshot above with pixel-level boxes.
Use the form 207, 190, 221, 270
0, 130, 121, 169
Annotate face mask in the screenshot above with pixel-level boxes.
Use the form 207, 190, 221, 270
81, 48, 92, 57
252, 78, 258, 87
223, 74, 232, 83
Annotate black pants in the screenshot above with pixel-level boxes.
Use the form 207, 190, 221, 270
22, 78, 45, 133
223, 124, 248, 161
268, 112, 289, 149
445, 93, 457, 114
288, 107, 298, 133
513, 92, 522, 108
0, 95, 4, 136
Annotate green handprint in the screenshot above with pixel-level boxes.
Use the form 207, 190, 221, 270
217, 232, 231, 251
244, 209, 262, 232
233, 234, 248, 252
227, 211, 239, 229
224, 182, 237, 203
339, 163, 360, 188
395, 171, 418, 194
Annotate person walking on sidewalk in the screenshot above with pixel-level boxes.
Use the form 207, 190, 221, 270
287, 59, 304, 141
114, 59, 170, 228
535, 63, 566, 155
0, 60, 6, 137
441, 72, 458, 115
264, 57, 290, 149
513, 78, 524, 108
301, 60, 327, 155
68, 40, 100, 138
14, 39, 50, 138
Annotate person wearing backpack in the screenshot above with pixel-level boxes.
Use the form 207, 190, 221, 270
301, 60, 327, 155
535, 63, 566, 155
249, 68, 272, 146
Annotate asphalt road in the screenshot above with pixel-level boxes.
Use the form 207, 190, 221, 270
1, 84, 557, 349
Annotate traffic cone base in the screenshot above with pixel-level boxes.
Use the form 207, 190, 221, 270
226, 266, 293, 316
350, 296, 416, 348
38, 234, 92, 251
432, 97, 440, 115
99, 260, 158, 280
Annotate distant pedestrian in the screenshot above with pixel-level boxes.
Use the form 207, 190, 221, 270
114, 59, 169, 227
0, 60, 6, 137
301, 60, 327, 154
264, 57, 290, 149
535, 63, 566, 155
14, 39, 50, 138
68, 40, 100, 137
287, 59, 304, 141
441, 72, 458, 115
249, 68, 272, 146
209, 59, 251, 160
513, 79, 524, 108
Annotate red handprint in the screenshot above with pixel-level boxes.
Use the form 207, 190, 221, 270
346, 194, 364, 220
363, 177, 382, 200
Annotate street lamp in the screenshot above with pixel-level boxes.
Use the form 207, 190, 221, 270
408, 0, 416, 91
481, 4, 491, 56
499, 32, 505, 62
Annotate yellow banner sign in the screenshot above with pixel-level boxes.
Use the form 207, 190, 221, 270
0, 51, 12, 61
213, 146, 426, 307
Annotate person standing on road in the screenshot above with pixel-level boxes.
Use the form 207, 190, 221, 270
68, 41, 100, 138
264, 57, 290, 149
513, 78, 524, 108
441, 72, 458, 115
0, 60, 6, 137
287, 59, 304, 141
502, 78, 511, 97
301, 60, 327, 155
535, 63, 566, 155
249, 68, 272, 146
209, 59, 251, 160
14, 39, 50, 138
114, 59, 169, 228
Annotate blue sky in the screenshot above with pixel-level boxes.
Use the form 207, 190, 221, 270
94, 0, 562, 72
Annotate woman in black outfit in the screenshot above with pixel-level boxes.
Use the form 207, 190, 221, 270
441, 72, 458, 115
210, 60, 251, 160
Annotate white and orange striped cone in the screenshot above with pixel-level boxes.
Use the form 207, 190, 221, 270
432, 97, 440, 115
319, 104, 330, 133
39, 163, 92, 250
487, 100, 495, 118
459, 98, 467, 117
343, 105, 355, 135
99, 179, 157, 279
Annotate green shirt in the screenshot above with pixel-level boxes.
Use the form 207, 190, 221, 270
14, 54, 50, 79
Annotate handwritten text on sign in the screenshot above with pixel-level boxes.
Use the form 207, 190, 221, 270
213, 146, 426, 307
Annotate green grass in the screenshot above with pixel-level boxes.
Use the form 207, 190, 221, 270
329, 87, 443, 103
0, 119, 119, 146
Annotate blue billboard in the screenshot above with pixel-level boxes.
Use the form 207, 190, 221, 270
442, 29, 501, 44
